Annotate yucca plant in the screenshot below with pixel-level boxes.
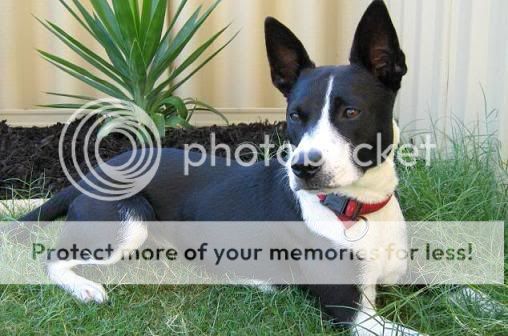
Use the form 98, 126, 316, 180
38, 0, 236, 138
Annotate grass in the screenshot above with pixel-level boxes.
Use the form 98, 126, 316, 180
1, 119, 507, 335
0, 285, 328, 335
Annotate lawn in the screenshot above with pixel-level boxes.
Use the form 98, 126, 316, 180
1, 125, 507, 335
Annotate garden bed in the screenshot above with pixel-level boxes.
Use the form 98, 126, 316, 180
0, 120, 287, 200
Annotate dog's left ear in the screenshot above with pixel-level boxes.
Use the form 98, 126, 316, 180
350, 0, 407, 92
265, 17, 315, 97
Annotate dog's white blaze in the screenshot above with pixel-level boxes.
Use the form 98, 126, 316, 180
322, 75, 335, 120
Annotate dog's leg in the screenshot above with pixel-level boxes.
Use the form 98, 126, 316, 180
46, 195, 154, 303
304, 285, 361, 327
47, 260, 109, 303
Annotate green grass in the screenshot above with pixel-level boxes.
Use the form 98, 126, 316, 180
1, 121, 507, 335
0, 285, 330, 335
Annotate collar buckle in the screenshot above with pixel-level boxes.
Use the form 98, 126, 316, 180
318, 193, 392, 225
320, 194, 349, 215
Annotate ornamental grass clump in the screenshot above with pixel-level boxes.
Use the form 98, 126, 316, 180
38, 0, 236, 138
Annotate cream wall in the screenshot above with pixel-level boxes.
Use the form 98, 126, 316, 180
0, 0, 506, 157
0, 0, 370, 110
171, 0, 372, 109
0, 0, 100, 109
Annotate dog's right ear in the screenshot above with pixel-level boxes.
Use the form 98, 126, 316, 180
349, 1, 407, 92
265, 17, 315, 97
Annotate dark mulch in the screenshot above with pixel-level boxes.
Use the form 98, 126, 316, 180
0, 119, 287, 200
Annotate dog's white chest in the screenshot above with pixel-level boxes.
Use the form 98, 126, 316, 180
295, 190, 345, 242
296, 189, 408, 283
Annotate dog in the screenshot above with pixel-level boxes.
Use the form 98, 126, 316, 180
17, 1, 420, 334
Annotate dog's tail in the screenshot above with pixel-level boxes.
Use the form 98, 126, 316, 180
19, 185, 81, 222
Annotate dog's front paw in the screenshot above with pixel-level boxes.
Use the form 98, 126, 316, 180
66, 279, 108, 304
353, 311, 425, 336
353, 323, 424, 336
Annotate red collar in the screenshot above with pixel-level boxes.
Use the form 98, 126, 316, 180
317, 193, 392, 229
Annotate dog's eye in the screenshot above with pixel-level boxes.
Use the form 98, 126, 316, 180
344, 107, 361, 119
289, 112, 302, 122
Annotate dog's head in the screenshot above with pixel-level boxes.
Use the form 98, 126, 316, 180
265, 0, 407, 191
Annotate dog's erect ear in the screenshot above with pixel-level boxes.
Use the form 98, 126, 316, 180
265, 17, 315, 97
349, 0, 407, 91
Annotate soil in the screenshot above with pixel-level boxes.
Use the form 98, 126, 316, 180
0, 119, 287, 200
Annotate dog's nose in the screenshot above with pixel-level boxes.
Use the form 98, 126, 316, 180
291, 149, 323, 179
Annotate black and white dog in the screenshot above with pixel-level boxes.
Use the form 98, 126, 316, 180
19, 1, 419, 334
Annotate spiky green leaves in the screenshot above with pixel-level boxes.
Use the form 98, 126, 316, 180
38, 0, 235, 138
